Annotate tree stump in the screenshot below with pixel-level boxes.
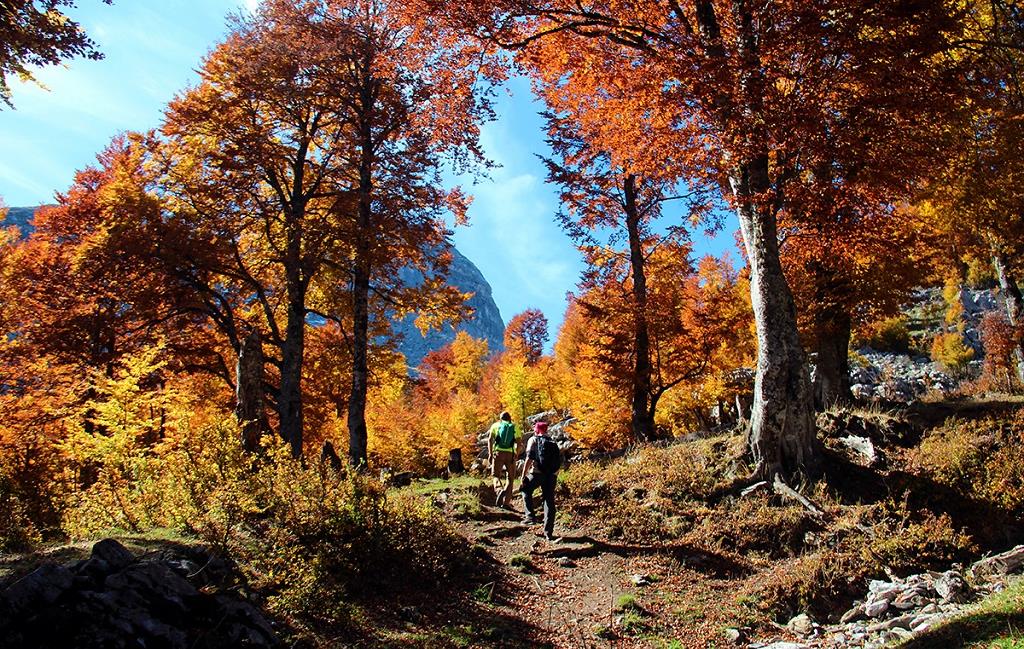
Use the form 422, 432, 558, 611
448, 448, 464, 475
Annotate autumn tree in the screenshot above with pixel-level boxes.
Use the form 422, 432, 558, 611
913, 0, 1024, 382
572, 243, 750, 442
154, 0, 491, 462
504, 308, 548, 365
0, 0, 112, 107
424, 0, 968, 479
542, 108, 711, 441
782, 205, 936, 409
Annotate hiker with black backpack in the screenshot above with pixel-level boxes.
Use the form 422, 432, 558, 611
487, 411, 520, 509
520, 420, 561, 541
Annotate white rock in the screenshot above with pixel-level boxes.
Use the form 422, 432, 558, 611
787, 613, 814, 636
864, 599, 889, 618
630, 574, 651, 587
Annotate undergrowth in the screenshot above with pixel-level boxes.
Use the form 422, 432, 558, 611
58, 417, 472, 641
560, 407, 1024, 620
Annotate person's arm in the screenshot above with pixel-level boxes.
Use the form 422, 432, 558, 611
520, 437, 534, 481
520, 457, 533, 482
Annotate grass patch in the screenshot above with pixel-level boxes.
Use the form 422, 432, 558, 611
407, 475, 482, 497
508, 554, 537, 573
895, 578, 1024, 649
616, 593, 640, 612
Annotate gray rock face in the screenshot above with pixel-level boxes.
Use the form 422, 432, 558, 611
395, 246, 505, 369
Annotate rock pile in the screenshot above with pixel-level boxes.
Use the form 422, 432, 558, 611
0, 539, 280, 649
848, 352, 958, 403
743, 545, 1024, 649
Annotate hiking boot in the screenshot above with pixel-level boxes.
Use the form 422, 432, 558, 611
544, 533, 561, 543
522, 515, 540, 525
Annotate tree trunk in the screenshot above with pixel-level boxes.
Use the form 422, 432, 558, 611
321, 441, 343, 473
279, 271, 306, 458
348, 259, 370, 468
731, 158, 821, 481
236, 329, 269, 452
348, 93, 374, 469
991, 245, 1024, 385
624, 174, 656, 442
812, 309, 852, 410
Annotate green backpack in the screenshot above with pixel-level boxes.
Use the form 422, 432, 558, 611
494, 421, 516, 450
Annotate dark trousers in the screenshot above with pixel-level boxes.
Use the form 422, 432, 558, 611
521, 471, 557, 535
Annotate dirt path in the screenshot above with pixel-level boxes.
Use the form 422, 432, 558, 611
455, 504, 769, 649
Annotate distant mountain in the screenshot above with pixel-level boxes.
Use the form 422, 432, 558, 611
3, 205, 505, 368
394, 247, 505, 368
2, 207, 38, 234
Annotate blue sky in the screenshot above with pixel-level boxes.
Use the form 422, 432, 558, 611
0, 0, 738, 341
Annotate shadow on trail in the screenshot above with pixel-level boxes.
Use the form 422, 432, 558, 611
542, 535, 753, 579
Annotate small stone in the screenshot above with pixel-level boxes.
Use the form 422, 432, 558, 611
0, 563, 74, 616
891, 593, 924, 610
864, 599, 889, 618
723, 627, 743, 643
786, 613, 814, 636
868, 582, 903, 603
911, 614, 937, 633
935, 570, 970, 603
557, 557, 576, 568
840, 605, 866, 623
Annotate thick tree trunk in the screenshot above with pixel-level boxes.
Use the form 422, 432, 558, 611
236, 329, 269, 452
731, 159, 821, 481
624, 175, 656, 442
812, 309, 852, 410
348, 260, 370, 468
279, 273, 306, 458
348, 96, 374, 469
991, 245, 1024, 386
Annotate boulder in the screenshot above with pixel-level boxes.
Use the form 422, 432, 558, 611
934, 570, 970, 603
1, 563, 74, 616
786, 613, 814, 636
91, 539, 135, 571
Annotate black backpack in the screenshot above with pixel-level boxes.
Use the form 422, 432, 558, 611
531, 435, 561, 475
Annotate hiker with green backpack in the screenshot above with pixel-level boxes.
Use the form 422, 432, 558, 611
487, 411, 520, 509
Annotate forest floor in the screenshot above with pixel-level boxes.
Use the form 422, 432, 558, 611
4, 397, 1024, 648
384, 479, 787, 649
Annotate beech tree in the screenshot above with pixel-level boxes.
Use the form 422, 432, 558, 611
156, 0, 492, 463
425, 0, 967, 479
914, 0, 1024, 383
0, 0, 112, 107
504, 308, 549, 366
542, 109, 710, 441
781, 200, 936, 409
